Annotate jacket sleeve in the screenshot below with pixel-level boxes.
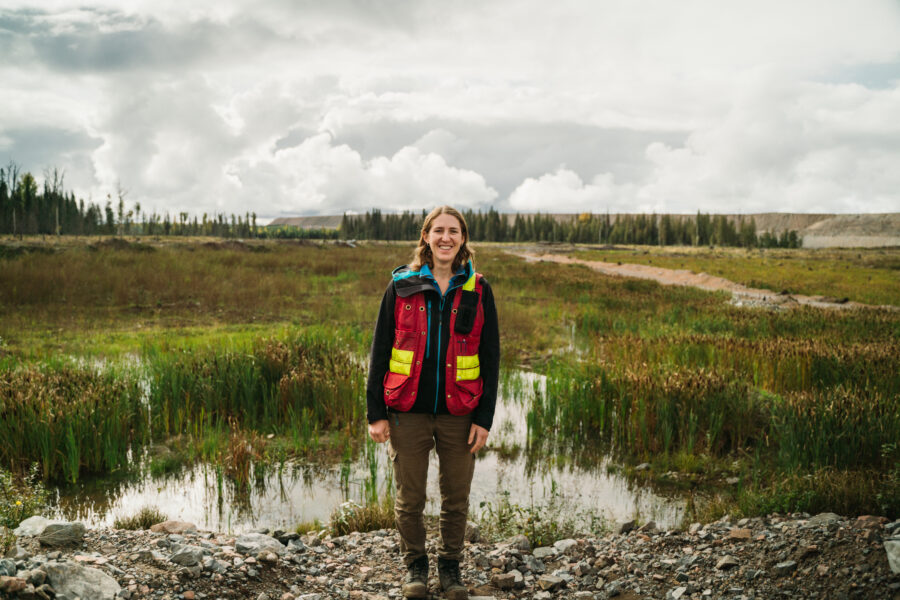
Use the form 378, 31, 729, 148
472, 279, 499, 431
366, 281, 396, 423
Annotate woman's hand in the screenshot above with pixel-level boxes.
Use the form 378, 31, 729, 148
368, 419, 390, 443
468, 424, 489, 453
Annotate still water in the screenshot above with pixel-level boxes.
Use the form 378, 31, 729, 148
51, 372, 685, 533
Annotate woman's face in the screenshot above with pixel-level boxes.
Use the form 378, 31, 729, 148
425, 213, 464, 268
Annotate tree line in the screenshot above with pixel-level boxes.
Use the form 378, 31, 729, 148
341, 208, 802, 248
1, 162, 799, 247
0, 163, 339, 240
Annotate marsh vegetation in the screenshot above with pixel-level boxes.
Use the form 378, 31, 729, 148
0, 237, 897, 537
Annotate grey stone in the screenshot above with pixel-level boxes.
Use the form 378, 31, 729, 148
885, 537, 900, 574
507, 569, 525, 589
807, 513, 841, 528
667, 587, 688, 600
533, 546, 558, 560
614, 520, 636, 535
169, 544, 204, 566
44, 561, 121, 600
507, 534, 531, 552
13, 516, 54, 537
465, 520, 481, 543
522, 554, 546, 574
715, 555, 739, 570
297, 594, 322, 600
553, 538, 578, 554
203, 557, 229, 574
0, 558, 15, 577
38, 522, 86, 547
235, 533, 285, 556
774, 560, 797, 576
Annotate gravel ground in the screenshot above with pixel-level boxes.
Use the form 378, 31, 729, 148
2, 512, 899, 600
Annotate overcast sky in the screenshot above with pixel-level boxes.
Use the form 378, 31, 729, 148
1, 0, 899, 221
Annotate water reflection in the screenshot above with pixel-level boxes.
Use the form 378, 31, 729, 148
51, 371, 685, 533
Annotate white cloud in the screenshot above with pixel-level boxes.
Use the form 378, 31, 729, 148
229, 133, 497, 217
1, 0, 899, 216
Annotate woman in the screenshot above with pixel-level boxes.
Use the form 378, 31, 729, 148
366, 206, 500, 600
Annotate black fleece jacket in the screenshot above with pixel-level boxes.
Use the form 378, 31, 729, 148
365, 275, 500, 431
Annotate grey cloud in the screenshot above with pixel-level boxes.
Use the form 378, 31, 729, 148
0, 7, 286, 72
332, 119, 686, 208
1, 126, 102, 192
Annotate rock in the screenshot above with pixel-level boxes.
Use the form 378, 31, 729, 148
853, 515, 887, 529
638, 520, 657, 533
491, 572, 516, 589
635, 463, 650, 471
0, 576, 27, 594
507, 534, 531, 552
45, 561, 122, 600
774, 560, 797, 576
553, 538, 578, 554
533, 546, 557, 560
169, 544, 204, 566
522, 554, 545, 574
667, 587, 688, 600
13, 516, 54, 537
297, 594, 322, 600
465, 521, 481, 543
0, 558, 15, 577
715, 555, 739, 570
537, 574, 563, 591
507, 569, 525, 589
235, 533, 286, 556
727, 528, 751, 540
614, 520, 636, 535
38, 522, 86, 547
149, 520, 198, 534
807, 512, 841, 528
885, 537, 900, 574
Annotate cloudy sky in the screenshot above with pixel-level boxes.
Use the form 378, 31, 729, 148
1, 0, 899, 221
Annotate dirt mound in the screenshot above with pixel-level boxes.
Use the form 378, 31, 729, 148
88, 238, 155, 252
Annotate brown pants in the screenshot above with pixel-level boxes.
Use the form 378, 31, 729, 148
388, 412, 475, 565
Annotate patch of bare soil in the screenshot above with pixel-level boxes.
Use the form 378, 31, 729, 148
512, 250, 898, 311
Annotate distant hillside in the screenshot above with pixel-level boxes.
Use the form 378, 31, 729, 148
268, 213, 900, 248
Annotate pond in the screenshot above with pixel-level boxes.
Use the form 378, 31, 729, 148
48, 371, 685, 534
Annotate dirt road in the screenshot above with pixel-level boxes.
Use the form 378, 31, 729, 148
512, 250, 896, 311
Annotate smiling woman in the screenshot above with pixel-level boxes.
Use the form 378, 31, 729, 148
365, 206, 500, 600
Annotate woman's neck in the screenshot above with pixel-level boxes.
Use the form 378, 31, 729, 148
431, 262, 453, 281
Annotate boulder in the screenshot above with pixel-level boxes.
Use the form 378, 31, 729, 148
13, 516, 54, 537
169, 544, 205, 566
0, 576, 26, 594
44, 561, 121, 600
235, 533, 285, 556
38, 522, 86, 547
150, 520, 198, 534
0, 558, 15, 577
807, 512, 841, 528
885, 537, 900, 574
553, 538, 578, 554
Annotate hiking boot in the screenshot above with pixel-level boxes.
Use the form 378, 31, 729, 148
401, 556, 429, 599
438, 557, 468, 600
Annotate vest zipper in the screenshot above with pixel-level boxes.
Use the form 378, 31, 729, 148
434, 295, 444, 413
426, 299, 432, 359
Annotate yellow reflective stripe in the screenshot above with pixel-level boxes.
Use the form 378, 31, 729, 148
456, 354, 480, 381
457, 366, 480, 381
389, 347, 413, 376
462, 271, 477, 292
457, 354, 479, 370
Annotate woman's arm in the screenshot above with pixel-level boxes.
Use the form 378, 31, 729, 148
472, 279, 499, 432
366, 281, 396, 424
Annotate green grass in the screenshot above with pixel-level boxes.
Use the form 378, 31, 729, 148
113, 506, 168, 530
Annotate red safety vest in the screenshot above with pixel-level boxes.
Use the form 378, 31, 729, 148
383, 271, 484, 415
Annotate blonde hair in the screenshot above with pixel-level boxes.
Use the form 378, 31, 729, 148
410, 205, 474, 273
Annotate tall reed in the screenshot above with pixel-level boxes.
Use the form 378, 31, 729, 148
145, 327, 365, 441
0, 365, 148, 482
